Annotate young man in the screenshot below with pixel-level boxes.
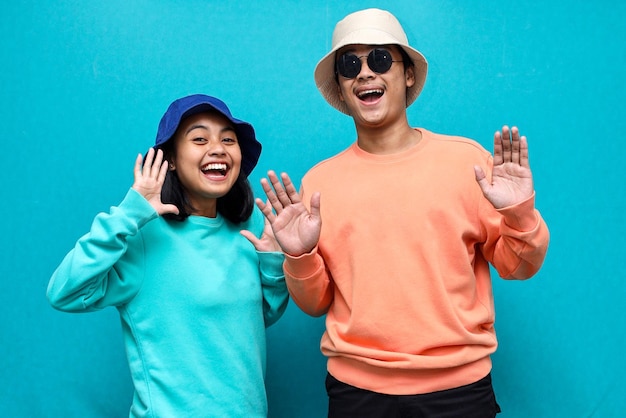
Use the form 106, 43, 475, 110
258, 8, 549, 418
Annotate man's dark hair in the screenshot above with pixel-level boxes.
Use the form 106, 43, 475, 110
396, 45, 414, 71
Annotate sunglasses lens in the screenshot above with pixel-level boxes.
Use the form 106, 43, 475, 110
337, 54, 361, 79
336, 49, 395, 79
368, 49, 393, 74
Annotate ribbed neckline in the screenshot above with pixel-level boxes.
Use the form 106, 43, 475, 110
351, 128, 428, 163
186, 213, 224, 227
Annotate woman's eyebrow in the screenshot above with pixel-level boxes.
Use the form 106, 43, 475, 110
185, 124, 236, 135
185, 124, 209, 135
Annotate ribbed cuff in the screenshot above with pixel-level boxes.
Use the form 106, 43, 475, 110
497, 193, 539, 231
284, 248, 323, 278
121, 188, 159, 228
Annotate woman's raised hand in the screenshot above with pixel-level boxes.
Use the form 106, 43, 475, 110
132, 148, 180, 216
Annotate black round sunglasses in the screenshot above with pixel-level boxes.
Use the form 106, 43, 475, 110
336, 48, 403, 79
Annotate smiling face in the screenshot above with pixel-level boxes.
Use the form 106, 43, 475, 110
169, 111, 242, 217
336, 44, 415, 129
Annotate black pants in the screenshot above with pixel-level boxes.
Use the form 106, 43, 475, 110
326, 373, 501, 418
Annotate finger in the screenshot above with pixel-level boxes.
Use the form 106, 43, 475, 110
500, 125, 512, 163
267, 170, 292, 208
519, 135, 530, 168
134, 153, 144, 180
255, 197, 276, 223
151, 149, 165, 178
162, 203, 180, 216
309, 192, 321, 219
473, 165, 486, 182
262, 218, 276, 239
473, 165, 491, 193
260, 177, 284, 214
259, 177, 276, 200
143, 148, 155, 177
510, 126, 521, 165
281, 172, 301, 204
493, 131, 504, 166
240, 230, 260, 246
157, 157, 169, 184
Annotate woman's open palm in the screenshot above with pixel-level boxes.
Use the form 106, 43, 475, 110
132, 148, 180, 216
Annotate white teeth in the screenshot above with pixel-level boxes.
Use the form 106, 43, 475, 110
202, 163, 227, 171
357, 89, 383, 98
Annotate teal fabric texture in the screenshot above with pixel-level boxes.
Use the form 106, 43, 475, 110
47, 189, 288, 417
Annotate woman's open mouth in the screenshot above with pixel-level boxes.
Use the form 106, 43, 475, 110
201, 162, 229, 179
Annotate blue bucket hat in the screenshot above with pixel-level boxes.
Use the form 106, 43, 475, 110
154, 94, 262, 177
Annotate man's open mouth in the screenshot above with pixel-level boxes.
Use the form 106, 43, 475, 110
357, 88, 384, 102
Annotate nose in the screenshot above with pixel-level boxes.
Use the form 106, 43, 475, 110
357, 56, 375, 80
206, 138, 226, 156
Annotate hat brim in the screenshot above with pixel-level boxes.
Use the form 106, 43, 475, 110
314, 31, 427, 115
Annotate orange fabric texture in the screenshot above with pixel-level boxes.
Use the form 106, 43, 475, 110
284, 129, 550, 395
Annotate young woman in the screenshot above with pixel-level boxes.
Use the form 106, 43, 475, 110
47, 94, 288, 417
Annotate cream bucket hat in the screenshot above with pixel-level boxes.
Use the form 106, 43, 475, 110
314, 8, 428, 115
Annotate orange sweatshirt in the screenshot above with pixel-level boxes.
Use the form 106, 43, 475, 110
284, 129, 549, 395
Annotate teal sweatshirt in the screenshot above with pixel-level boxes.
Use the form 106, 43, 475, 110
47, 188, 288, 418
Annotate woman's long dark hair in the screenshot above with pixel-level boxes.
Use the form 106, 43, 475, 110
154, 140, 255, 224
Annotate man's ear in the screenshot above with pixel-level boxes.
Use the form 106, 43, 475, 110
405, 66, 415, 88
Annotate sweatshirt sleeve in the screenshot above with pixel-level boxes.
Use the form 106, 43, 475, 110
278, 181, 334, 317
46, 188, 158, 312
246, 206, 289, 327
481, 192, 550, 280
258, 251, 289, 327
283, 249, 334, 317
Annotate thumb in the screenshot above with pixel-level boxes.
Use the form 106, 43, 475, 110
309, 192, 321, 219
158, 203, 180, 216
473, 165, 490, 192
240, 230, 260, 247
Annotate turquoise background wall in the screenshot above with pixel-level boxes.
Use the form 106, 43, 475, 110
1, 1, 624, 417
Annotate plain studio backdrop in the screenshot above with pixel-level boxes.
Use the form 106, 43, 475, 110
1, 1, 624, 417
